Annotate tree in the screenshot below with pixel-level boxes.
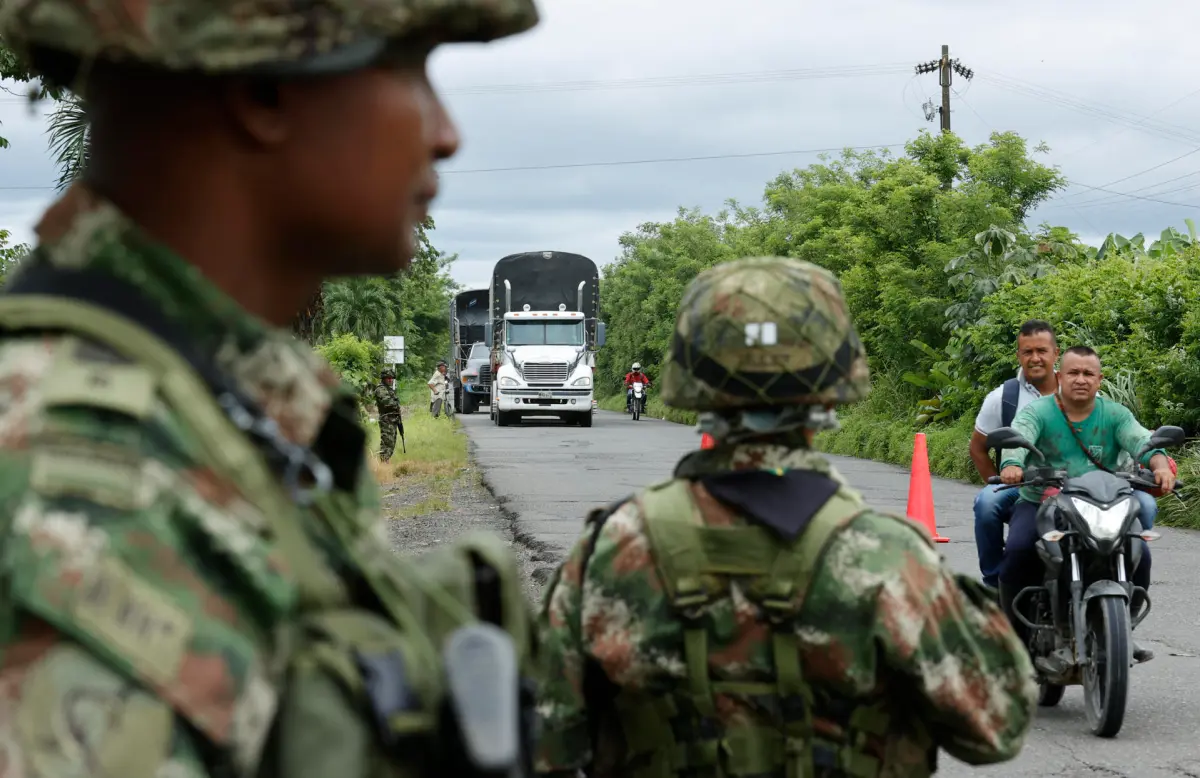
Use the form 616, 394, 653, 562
322, 277, 398, 343
596, 130, 1069, 393
0, 229, 30, 285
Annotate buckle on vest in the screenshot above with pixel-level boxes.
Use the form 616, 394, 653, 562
673, 577, 710, 615
760, 596, 794, 625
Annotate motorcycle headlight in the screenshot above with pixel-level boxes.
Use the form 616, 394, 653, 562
572, 376, 591, 387
1071, 497, 1129, 542
499, 377, 518, 387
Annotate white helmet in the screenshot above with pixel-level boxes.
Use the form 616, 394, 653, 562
632, 362, 641, 371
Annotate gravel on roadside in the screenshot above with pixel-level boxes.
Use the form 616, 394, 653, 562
381, 431, 559, 607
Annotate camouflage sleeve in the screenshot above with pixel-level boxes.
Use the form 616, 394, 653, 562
857, 513, 1038, 764
0, 336, 290, 778
533, 520, 593, 776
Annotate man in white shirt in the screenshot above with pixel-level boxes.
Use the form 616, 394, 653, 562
428, 360, 451, 417
969, 320, 1059, 589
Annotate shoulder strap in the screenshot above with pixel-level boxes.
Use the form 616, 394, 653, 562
1055, 392, 1112, 473
0, 263, 346, 607
1000, 377, 1021, 428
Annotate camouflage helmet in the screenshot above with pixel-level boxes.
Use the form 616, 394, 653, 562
0, 0, 539, 80
659, 256, 870, 412
381, 368, 396, 379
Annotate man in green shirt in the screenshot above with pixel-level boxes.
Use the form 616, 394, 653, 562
997, 346, 1176, 663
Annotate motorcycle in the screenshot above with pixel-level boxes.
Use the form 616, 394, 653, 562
984, 424, 1185, 738
630, 381, 646, 421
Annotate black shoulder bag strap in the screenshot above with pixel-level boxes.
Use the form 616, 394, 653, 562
1055, 392, 1111, 473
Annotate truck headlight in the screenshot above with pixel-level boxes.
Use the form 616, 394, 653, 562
571, 375, 592, 387
499, 377, 518, 387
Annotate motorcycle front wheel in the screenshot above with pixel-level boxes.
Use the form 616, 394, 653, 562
1083, 596, 1130, 737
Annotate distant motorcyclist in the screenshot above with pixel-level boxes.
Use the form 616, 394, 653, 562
998, 345, 1175, 663
624, 362, 652, 412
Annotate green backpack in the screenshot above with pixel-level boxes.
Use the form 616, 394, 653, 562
0, 263, 539, 778
585, 475, 934, 778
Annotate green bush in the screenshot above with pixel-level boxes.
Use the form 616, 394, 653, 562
317, 332, 385, 412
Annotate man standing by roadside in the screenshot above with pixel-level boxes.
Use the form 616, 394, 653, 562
375, 367, 403, 462
969, 319, 1060, 588
429, 359, 452, 417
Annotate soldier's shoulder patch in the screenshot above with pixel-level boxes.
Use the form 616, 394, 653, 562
2, 482, 292, 762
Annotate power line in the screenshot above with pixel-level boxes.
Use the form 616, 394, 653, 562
978, 72, 1200, 147
1059, 181, 1200, 209
0, 62, 915, 104
0, 142, 907, 190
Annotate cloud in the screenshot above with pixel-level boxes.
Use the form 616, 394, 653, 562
4, 0, 1200, 281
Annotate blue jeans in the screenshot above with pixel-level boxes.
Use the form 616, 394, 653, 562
974, 485, 1021, 588
975, 485, 1157, 588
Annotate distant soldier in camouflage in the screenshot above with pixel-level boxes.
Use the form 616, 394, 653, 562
0, 0, 541, 776
376, 367, 403, 461
534, 257, 1038, 778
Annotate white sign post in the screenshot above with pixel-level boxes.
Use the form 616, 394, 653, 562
384, 335, 405, 366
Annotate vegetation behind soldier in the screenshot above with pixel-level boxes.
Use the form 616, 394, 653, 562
0, 0, 541, 776
534, 257, 1038, 778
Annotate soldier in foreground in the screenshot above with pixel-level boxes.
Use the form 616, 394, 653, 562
0, 0, 541, 776
534, 257, 1037, 778
376, 367, 404, 462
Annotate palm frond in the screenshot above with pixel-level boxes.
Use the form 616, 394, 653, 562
46, 92, 90, 190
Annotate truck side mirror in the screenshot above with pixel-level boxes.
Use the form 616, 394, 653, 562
596, 322, 607, 347
484, 323, 493, 344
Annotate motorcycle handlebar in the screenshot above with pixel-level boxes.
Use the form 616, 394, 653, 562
985, 472, 1184, 494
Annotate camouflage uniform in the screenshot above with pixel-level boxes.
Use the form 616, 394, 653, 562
376, 368, 403, 462
534, 257, 1037, 778
0, 0, 539, 777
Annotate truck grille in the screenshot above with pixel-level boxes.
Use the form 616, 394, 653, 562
479, 364, 492, 388
522, 362, 569, 383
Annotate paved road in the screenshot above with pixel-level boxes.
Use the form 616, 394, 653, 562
462, 409, 1200, 777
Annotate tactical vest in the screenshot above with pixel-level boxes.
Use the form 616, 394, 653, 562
0, 264, 537, 778
598, 476, 934, 778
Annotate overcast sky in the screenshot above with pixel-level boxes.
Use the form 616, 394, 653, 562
4, 0, 1200, 291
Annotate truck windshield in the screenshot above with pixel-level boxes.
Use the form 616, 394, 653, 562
468, 343, 490, 359
507, 320, 585, 346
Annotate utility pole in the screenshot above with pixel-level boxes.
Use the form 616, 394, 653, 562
914, 45, 974, 133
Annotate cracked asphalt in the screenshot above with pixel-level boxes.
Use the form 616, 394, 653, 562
463, 409, 1200, 777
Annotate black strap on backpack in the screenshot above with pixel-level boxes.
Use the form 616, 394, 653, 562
1000, 377, 1021, 428
992, 377, 1023, 473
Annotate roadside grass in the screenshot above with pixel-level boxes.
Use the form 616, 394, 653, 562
365, 380, 467, 519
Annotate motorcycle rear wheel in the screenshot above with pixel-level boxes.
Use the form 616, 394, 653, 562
1083, 597, 1130, 737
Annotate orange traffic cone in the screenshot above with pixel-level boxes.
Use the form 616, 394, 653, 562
700, 432, 716, 450
907, 433, 949, 543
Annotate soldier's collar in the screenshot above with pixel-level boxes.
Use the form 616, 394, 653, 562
674, 439, 837, 480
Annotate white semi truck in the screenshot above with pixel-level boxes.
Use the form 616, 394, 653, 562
487, 251, 605, 427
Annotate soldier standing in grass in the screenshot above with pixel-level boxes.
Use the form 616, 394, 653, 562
375, 367, 403, 462
534, 257, 1037, 778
